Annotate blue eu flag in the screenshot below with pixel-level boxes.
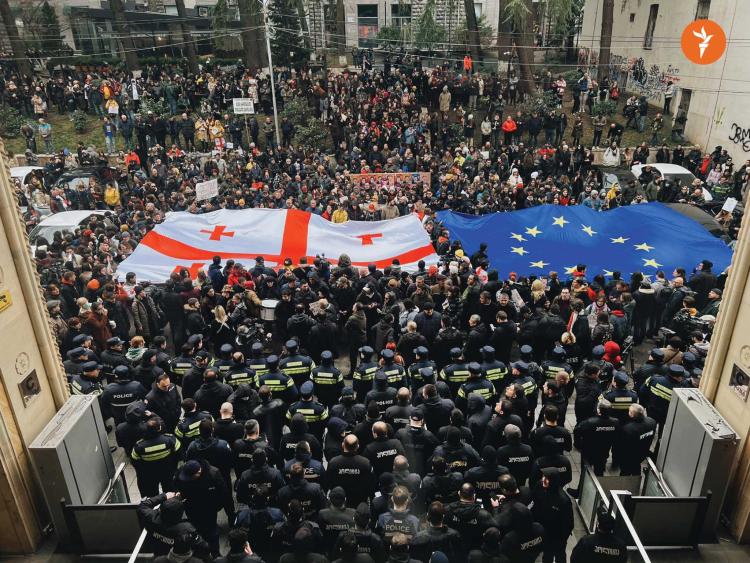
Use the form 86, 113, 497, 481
436, 203, 733, 278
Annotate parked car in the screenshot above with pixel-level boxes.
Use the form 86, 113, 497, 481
28, 210, 112, 253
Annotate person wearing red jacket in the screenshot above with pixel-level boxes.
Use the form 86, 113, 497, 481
501, 116, 517, 145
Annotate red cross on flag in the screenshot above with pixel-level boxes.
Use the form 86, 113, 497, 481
116, 209, 439, 282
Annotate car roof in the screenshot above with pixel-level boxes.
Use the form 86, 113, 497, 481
10, 166, 43, 179
631, 163, 695, 176
37, 210, 108, 227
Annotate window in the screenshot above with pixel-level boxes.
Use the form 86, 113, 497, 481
474, 3, 482, 18
629, 13, 635, 22
358, 4, 379, 47
644, 4, 658, 49
198, 6, 209, 17
695, 0, 710, 19
391, 3, 411, 28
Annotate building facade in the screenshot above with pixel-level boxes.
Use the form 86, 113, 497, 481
580, 0, 750, 162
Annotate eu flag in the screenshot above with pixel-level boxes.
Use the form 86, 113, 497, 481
436, 203, 733, 278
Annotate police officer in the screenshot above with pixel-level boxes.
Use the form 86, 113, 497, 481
378, 348, 407, 389
131, 417, 181, 497
573, 399, 620, 477
639, 363, 685, 433
287, 381, 329, 442
482, 399, 525, 450
365, 371, 398, 413
283, 440, 324, 484
571, 511, 627, 562
318, 486, 355, 547
498, 503, 545, 562
277, 462, 327, 520
100, 365, 147, 425
116, 401, 148, 456
224, 351, 256, 389
375, 485, 420, 543
248, 342, 270, 380
186, 418, 233, 487
231, 418, 279, 477
363, 420, 406, 478
529, 435, 573, 488
182, 351, 210, 400
519, 345, 543, 388
574, 363, 603, 424
64, 347, 90, 380
417, 384, 454, 433
70, 360, 105, 398
530, 404, 572, 456
633, 348, 666, 392
410, 501, 462, 562
331, 503, 386, 562
604, 371, 638, 424
479, 345, 509, 394
235, 448, 287, 506
541, 346, 573, 387
432, 426, 481, 473
169, 343, 195, 384
531, 467, 574, 563
352, 346, 378, 401
465, 445, 509, 509
280, 339, 315, 389
73, 333, 98, 361
311, 350, 344, 408
456, 362, 496, 413
396, 411, 440, 477
617, 403, 657, 476
194, 368, 233, 418
496, 425, 534, 487
257, 355, 299, 407
325, 434, 375, 508
440, 348, 471, 396
586, 345, 615, 387
412, 367, 451, 406
385, 388, 415, 431
408, 346, 437, 391
213, 344, 235, 380
509, 361, 538, 428
252, 385, 286, 451
330, 387, 366, 428
445, 483, 494, 559
100, 336, 129, 378
137, 492, 209, 558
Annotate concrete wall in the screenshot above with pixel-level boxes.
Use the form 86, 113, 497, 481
579, 0, 750, 163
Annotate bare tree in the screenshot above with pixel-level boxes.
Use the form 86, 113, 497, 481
0, 0, 31, 76
239, 0, 266, 69
598, 0, 614, 80
463, 0, 481, 61
294, 0, 311, 50
109, 0, 140, 71
174, 0, 198, 73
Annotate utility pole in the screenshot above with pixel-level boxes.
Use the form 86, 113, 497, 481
261, 0, 281, 147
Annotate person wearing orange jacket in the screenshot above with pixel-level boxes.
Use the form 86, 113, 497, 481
501, 116, 517, 145
463, 54, 473, 75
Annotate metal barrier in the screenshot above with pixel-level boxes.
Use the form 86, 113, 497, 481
60, 462, 151, 559
609, 491, 652, 562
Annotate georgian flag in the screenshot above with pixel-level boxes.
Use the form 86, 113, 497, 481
116, 209, 439, 282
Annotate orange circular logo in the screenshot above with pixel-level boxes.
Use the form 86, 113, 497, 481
681, 19, 727, 65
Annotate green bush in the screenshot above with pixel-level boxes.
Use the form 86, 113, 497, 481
592, 100, 617, 117
562, 69, 581, 83
519, 91, 558, 115
71, 110, 88, 133
138, 97, 171, 118
280, 95, 329, 152
0, 105, 25, 138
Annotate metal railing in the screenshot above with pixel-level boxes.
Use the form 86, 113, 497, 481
610, 490, 652, 562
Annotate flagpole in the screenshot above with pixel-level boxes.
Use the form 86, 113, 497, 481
261, 0, 282, 148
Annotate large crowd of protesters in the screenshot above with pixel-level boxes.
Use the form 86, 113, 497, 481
3, 56, 739, 562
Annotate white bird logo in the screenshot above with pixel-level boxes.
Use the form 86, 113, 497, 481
692, 26, 713, 59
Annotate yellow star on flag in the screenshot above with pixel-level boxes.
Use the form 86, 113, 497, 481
642, 258, 663, 268
510, 232, 527, 242
604, 270, 614, 277
530, 260, 549, 269
552, 216, 569, 228
581, 225, 597, 237
634, 242, 654, 252
511, 246, 529, 256
525, 226, 542, 237
610, 236, 629, 244
564, 266, 578, 275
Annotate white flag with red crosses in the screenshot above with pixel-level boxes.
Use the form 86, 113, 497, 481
116, 208, 439, 282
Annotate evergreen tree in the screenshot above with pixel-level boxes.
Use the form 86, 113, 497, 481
268, 0, 309, 68
414, 0, 446, 51
38, 1, 63, 54
213, 0, 233, 52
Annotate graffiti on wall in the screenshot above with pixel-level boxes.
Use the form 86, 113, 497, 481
729, 123, 750, 152
630, 58, 680, 100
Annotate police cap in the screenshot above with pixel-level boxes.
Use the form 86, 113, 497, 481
285, 339, 299, 352
73, 333, 92, 345
187, 333, 203, 346
480, 345, 495, 356
107, 336, 125, 346
650, 348, 665, 361
113, 365, 130, 379
592, 345, 605, 359
449, 347, 462, 360
668, 364, 685, 378
519, 345, 533, 358
381, 348, 394, 360
512, 361, 529, 374
300, 381, 314, 396
251, 342, 264, 354
82, 360, 102, 372
220, 343, 233, 355
266, 355, 279, 369
414, 346, 429, 357
321, 350, 333, 361
468, 362, 482, 375
359, 345, 374, 356
68, 347, 88, 358
614, 371, 629, 386
551, 346, 566, 360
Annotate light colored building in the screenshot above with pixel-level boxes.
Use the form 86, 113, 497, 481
580, 0, 750, 162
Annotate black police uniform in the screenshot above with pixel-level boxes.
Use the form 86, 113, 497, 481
353, 347, 378, 401
479, 346, 509, 394
456, 375, 496, 413
497, 441, 534, 487
378, 352, 407, 389
137, 494, 208, 558
639, 366, 684, 428
365, 374, 398, 413
324, 452, 374, 508
395, 423, 440, 477
617, 415, 657, 476
363, 435, 406, 478
440, 354, 471, 396
279, 346, 315, 389
225, 363, 256, 389
257, 365, 299, 406
169, 354, 194, 383
131, 432, 181, 497
311, 352, 344, 408
100, 375, 147, 424
604, 387, 638, 424
407, 350, 437, 391
234, 461, 287, 505
574, 414, 620, 475
571, 530, 627, 562
286, 397, 329, 442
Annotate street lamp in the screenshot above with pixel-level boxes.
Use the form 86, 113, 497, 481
261, 0, 282, 148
